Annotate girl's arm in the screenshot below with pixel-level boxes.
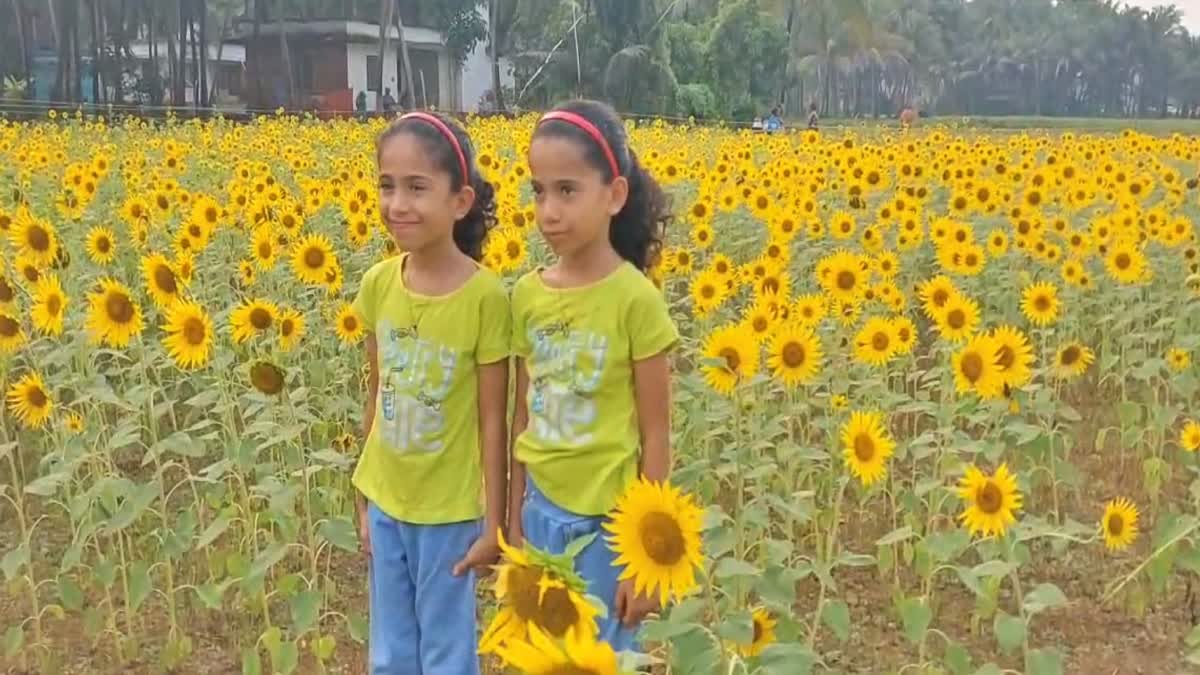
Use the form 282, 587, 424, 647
356, 334, 379, 556
633, 352, 673, 482
452, 359, 509, 576
507, 358, 530, 545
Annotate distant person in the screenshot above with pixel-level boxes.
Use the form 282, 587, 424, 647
381, 88, 396, 113
751, 116, 764, 132
900, 107, 918, 128
355, 90, 368, 117
807, 103, 819, 130
765, 107, 784, 132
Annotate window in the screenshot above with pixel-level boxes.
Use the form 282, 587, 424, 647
366, 55, 381, 92
409, 49, 439, 109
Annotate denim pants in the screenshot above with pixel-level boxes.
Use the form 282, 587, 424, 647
367, 502, 480, 675
521, 478, 638, 652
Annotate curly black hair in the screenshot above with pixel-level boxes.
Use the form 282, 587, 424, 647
376, 113, 497, 261
532, 99, 670, 272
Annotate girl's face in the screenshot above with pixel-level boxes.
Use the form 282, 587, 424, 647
528, 135, 627, 261
377, 132, 474, 254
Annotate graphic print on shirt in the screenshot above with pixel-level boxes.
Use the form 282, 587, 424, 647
376, 318, 457, 453
527, 321, 608, 445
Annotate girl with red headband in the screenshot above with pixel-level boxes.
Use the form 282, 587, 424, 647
507, 99, 679, 652
352, 112, 510, 674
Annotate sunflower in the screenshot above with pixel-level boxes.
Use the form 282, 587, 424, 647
1103, 241, 1147, 285
30, 273, 67, 336
10, 216, 58, 266
792, 293, 826, 327
479, 531, 600, 654
766, 324, 822, 387
230, 298, 279, 344
854, 317, 897, 366
841, 410, 895, 487
700, 323, 758, 396
499, 228, 528, 271
493, 625, 620, 675
0, 273, 15, 308
1100, 498, 1138, 552
952, 334, 1004, 399
689, 269, 728, 318
1167, 347, 1190, 372
250, 225, 278, 269
85, 226, 117, 265
1182, 420, 1200, 452
5, 371, 54, 429
1053, 341, 1094, 379
141, 253, 183, 308
86, 278, 144, 347
249, 360, 286, 395
334, 303, 365, 344
819, 250, 868, 302
292, 233, 336, 285
990, 325, 1034, 389
161, 299, 214, 370
957, 463, 1022, 538
238, 260, 257, 286
0, 309, 26, 353
738, 608, 778, 658
932, 293, 980, 342
279, 308, 306, 352
606, 478, 704, 606
1020, 281, 1060, 327
918, 275, 959, 319
63, 410, 85, 435
741, 298, 777, 342
889, 316, 918, 355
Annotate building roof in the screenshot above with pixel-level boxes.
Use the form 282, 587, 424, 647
228, 20, 444, 48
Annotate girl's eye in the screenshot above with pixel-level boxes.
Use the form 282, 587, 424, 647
531, 184, 544, 196
559, 186, 574, 196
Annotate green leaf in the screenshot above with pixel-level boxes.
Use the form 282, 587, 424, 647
973, 665, 1003, 675
926, 528, 970, 562
640, 618, 702, 642
820, 600, 851, 642
563, 532, 598, 560
713, 557, 759, 580
23, 471, 70, 497
241, 646, 262, 675
944, 640, 972, 675
3, 625, 23, 657
246, 542, 289, 581
290, 590, 321, 635
1023, 582, 1067, 615
835, 552, 875, 567
875, 526, 914, 546
195, 580, 234, 610
128, 561, 152, 612
195, 515, 232, 549
758, 643, 817, 674
57, 575, 84, 612
1117, 401, 1142, 426
898, 596, 932, 644
1, 543, 29, 581
348, 612, 369, 644
313, 634, 336, 661
1026, 647, 1064, 675
716, 610, 754, 645
317, 518, 359, 553
106, 482, 159, 532
972, 560, 1016, 578
993, 612, 1025, 653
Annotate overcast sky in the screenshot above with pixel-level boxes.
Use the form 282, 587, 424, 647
1123, 0, 1200, 32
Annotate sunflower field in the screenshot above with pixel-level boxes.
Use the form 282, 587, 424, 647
1, 111, 1200, 675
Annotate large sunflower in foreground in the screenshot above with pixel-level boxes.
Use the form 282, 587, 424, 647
85, 226, 117, 265
853, 317, 897, 366
161, 299, 214, 369
10, 215, 58, 266
291, 233, 336, 285
1020, 281, 1060, 327
952, 334, 1004, 399
6, 371, 54, 429
841, 410, 895, 487
141, 253, 183, 307
700, 323, 758, 396
932, 293, 979, 342
86, 278, 144, 348
494, 625, 621, 675
958, 463, 1022, 538
818, 250, 868, 302
738, 608, 778, 658
333, 303, 365, 344
605, 477, 704, 606
30, 273, 67, 336
1100, 497, 1138, 552
990, 325, 1034, 389
1104, 241, 1147, 285
766, 324, 822, 387
479, 531, 600, 655
689, 269, 729, 318
230, 298, 279, 344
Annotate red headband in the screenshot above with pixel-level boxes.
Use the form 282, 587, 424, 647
399, 112, 469, 185
539, 110, 622, 178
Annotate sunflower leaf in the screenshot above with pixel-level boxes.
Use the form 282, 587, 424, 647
1022, 582, 1067, 615
758, 643, 816, 674
1026, 647, 1064, 675
562, 531, 598, 560
993, 612, 1025, 653
897, 596, 932, 644
820, 600, 850, 641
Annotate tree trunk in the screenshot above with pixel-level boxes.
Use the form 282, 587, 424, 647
71, 0, 83, 103
190, 2, 200, 107
377, 0, 391, 111
175, 0, 186, 105
198, 0, 208, 106
490, 0, 505, 111
12, 0, 30, 94
252, 0, 263, 107
89, 0, 101, 104
394, 0, 415, 109
148, 0, 162, 105
277, 0, 293, 108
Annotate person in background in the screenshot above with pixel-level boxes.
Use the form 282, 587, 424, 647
382, 88, 397, 114
807, 102, 820, 130
765, 107, 784, 132
356, 90, 368, 119
751, 116, 764, 132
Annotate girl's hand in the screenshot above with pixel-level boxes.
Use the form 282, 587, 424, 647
614, 578, 659, 628
453, 529, 501, 577
356, 501, 371, 557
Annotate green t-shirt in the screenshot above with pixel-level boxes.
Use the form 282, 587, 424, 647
352, 254, 511, 524
512, 262, 679, 516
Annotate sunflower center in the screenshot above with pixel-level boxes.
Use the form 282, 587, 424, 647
932, 289, 950, 307
507, 565, 543, 621
182, 317, 206, 345
960, 352, 984, 382
106, 292, 135, 323
250, 362, 284, 395
0, 315, 18, 337
249, 307, 272, 330
836, 270, 856, 290
752, 618, 764, 643
342, 315, 359, 332
27, 224, 50, 251
947, 308, 966, 329
0, 278, 13, 302
1060, 346, 1081, 366
544, 666, 601, 675
304, 247, 326, 269
1034, 295, 1051, 312
719, 347, 741, 372
752, 317, 769, 333
506, 240, 521, 258
46, 295, 61, 316
27, 387, 47, 408
537, 585, 581, 638
853, 432, 876, 462
871, 332, 889, 352
22, 266, 39, 283
281, 318, 295, 337
639, 511, 687, 566
1107, 513, 1125, 536
1115, 253, 1131, 270
996, 345, 1015, 370
781, 341, 807, 368
700, 284, 715, 300
258, 242, 272, 259
154, 265, 178, 293
97, 236, 111, 253
976, 481, 1003, 514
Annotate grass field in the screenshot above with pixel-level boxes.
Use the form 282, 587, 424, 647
1, 112, 1200, 674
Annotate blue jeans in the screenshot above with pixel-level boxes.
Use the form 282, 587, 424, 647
521, 478, 637, 652
367, 502, 480, 675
